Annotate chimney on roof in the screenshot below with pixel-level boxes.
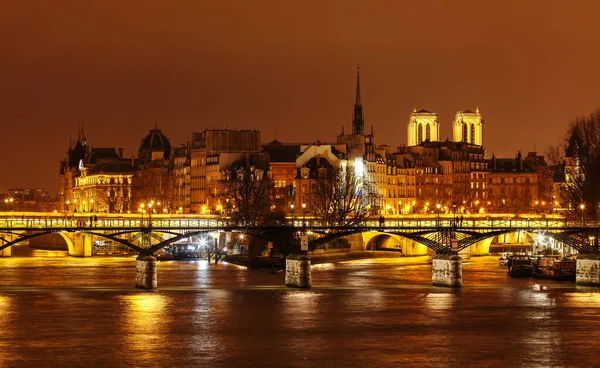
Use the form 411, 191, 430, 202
517, 152, 523, 170
492, 154, 497, 170
118, 148, 124, 159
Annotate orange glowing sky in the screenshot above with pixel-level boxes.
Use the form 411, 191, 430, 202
2, 0, 600, 193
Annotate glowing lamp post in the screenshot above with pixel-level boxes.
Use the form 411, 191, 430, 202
541, 201, 545, 214
302, 203, 306, 226
290, 204, 295, 226
148, 202, 153, 227
139, 203, 146, 226
4, 198, 13, 211
580, 204, 585, 227
436, 203, 441, 227
452, 202, 457, 226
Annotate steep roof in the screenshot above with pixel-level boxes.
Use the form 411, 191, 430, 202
262, 142, 300, 163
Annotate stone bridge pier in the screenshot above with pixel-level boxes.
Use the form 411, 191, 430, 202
576, 254, 600, 286
60, 232, 94, 257
432, 255, 462, 287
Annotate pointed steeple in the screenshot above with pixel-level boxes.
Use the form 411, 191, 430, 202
352, 65, 364, 135
355, 64, 361, 106
77, 121, 86, 146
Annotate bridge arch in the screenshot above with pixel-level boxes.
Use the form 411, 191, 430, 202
363, 232, 429, 256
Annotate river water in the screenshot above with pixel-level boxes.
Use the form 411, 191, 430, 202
1, 245, 599, 367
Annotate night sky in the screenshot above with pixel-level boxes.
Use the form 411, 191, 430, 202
2, 0, 600, 194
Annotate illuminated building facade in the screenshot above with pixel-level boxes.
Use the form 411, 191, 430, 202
189, 129, 261, 214
488, 153, 539, 213
131, 126, 174, 213
453, 108, 484, 145
72, 148, 135, 213
407, 108, 440, 146
173, 144, 191, 213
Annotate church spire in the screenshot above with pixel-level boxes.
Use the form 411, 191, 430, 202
352, 65, 364, 135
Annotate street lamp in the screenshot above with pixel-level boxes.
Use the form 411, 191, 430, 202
90, 199, 94, 213
580, 203, 585, 226
452, 201, 457, 226
436, 203, 441, 227
66, 200, 70, 212
290, 204, 295, 226
554, 201, 559, 214
302, 203, 306, 226
148, 202, 153, 227
73, 199, 78, 212
139, 203, 146, 226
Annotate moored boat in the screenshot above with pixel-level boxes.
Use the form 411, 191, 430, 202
532, 257, 576, 281
508, 253, 533, 277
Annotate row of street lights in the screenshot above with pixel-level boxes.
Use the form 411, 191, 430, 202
139, 201, 163, 227
65, 199, 94, 212
289, 203, 307, 224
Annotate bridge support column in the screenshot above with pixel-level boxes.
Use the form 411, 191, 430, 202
0, 234, 17, 257
576, 254, 600, 286
135, 255, 157, 289
285, 254, 311, 288
68, 232, 93, 257
0, 246, 10, 257
432, 255, 462, 287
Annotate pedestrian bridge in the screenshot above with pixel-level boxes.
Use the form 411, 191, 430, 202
2, 212, 600, 289
0, 217, 598, 257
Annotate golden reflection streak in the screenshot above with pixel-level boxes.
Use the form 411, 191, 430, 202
563, 292, 600, 305
0, 296, 13, 366
120, 294, 170, 357
282, 291, 324, 330
519, 288, 561, 368
424, 293, 456, 311
189, 290, 228, 355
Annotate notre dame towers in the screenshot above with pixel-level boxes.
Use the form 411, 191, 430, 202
407, 107, 483, 146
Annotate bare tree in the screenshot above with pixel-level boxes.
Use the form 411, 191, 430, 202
545, 144, 564, 167
562, 109, 600, 219
225, 167, 272, 225
132, 166, 177, 212
309, 165, 377, 226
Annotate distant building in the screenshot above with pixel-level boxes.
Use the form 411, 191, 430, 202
189, 129, 261, 213
131, 126, 174, 213
72, 148, 135, 213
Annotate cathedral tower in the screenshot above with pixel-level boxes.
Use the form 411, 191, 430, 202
452, 107, 484, 145
407, 108, 440, 146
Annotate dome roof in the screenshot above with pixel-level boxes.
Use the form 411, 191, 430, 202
138, 128, 171, 160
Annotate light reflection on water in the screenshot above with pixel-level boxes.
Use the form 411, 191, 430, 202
1, 249, 600, 367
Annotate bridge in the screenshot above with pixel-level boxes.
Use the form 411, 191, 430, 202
1, 212, 600, 289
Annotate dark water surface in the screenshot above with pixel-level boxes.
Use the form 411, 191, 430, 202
1, 245, 600, 367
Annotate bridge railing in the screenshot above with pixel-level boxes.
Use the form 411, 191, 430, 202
0, 216, 592, 230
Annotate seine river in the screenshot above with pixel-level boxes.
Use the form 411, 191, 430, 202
1, 245, 599, 367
